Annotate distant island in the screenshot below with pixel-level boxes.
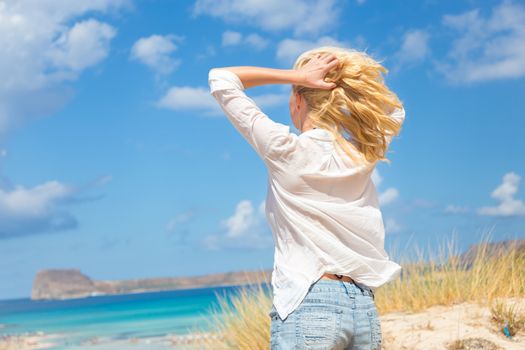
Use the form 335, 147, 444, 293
31, 239, 524, 300
31, 268, 272, 300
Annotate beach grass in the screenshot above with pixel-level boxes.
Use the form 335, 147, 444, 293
186, 270, 273, 350
194, 230, 525, 349
489, 298, 525, 337
375, 230, 525, 314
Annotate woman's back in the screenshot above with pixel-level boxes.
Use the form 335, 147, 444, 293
259, 118, 404, 321
273, 127, 376, 203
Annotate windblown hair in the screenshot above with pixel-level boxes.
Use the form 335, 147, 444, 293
292, 46, 404, 168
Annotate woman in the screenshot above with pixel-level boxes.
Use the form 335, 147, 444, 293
208, 46, 405, 350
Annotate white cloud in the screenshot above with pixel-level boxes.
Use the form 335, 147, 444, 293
251, 93, 289, 108
0, 0, 126, 238
157, 86, 289, 116
0, 181, 77, 238
0, 181, 72, 216
0, 176, 113, 239
47, 19, 116, 72
130, 34, 183, 75
192, 0, 340, 37
394, 29, 430, 68
222, 30, 243, 46
379, 188, 399, 206
157, 86, 218, 115
437, 1, 525, 83
258, 200, 266, 216
222, 200, 257, 238
202, 199, 271, 250
276, 36, 350, 66
222, 31, 269, 50
384, 218, 402, 234
478, 171, 525, 217
491, 172, 522, 201
372, 168, 400, 206
245, 33, 270, 50
0, 0, 127, 137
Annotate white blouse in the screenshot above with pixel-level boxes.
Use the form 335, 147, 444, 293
208, 68, 405, 321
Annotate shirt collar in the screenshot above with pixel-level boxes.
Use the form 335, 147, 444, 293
300, 128, 333, 140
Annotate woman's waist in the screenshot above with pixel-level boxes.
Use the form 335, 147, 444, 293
313, 273, 375, 299
320, 272, 354, 283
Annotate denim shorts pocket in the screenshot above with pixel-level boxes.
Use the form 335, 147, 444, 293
295, 303, 343, 349
367, 308, 382, 350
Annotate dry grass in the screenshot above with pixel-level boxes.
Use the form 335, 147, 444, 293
193, 231, 525, 350
489, 299, 525, 337
446, 337, 503, 350
189, 270, 273, 350
375, 230, 525, 314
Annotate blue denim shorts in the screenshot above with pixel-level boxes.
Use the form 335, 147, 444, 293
268, 278, 381, 349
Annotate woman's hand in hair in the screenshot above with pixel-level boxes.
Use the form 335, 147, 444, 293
297, 53, 341, 90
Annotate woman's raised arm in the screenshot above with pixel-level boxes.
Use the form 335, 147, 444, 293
217, 66, 304, 89
208, 68, 294, 167
218, 53, 341, 90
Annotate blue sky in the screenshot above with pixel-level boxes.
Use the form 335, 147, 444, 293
0, 0, 524, 300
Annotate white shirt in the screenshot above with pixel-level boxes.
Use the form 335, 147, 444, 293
208, 68, 404, 321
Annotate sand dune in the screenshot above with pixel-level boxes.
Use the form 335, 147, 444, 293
381, 297, 525, 350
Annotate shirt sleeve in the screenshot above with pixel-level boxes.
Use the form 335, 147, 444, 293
208, 68, 296, 167
385, 107, 406, 146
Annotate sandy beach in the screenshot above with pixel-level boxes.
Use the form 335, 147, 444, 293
0, 331, 223, 350
0, 331, 59, 350
381, 297, 525, 350
1, 298, 523, 350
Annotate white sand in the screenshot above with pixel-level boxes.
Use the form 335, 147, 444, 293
380, 297, 525, 350
0, 332, 59, 350
0, 331, 221, 350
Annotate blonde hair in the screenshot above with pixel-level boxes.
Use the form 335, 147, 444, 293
292, 46, 404, 168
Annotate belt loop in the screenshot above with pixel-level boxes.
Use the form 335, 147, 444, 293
355, 283, 365, 295
339, 279, 356, 299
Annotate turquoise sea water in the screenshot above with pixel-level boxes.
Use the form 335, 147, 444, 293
0, 283, 270, 349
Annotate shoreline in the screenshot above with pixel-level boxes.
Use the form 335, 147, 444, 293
0, 330, 223, 350
0, 331, 59, 350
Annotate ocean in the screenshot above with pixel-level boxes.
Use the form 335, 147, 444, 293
0, 283, 270, 349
